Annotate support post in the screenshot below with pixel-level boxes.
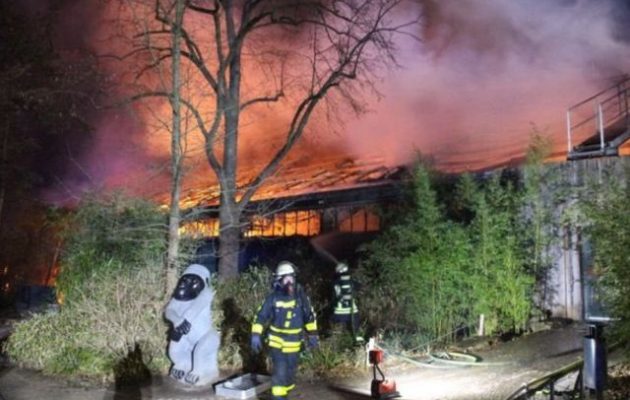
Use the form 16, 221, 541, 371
597, 103, 604, 150
567, 109, 573, 155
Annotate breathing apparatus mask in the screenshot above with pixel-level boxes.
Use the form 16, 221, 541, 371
173, 273, 206, 301
274, 261, 297, 295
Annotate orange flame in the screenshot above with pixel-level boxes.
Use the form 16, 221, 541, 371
180, 207, 380, 238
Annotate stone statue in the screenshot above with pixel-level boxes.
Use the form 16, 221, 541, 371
165, 264, 220, 386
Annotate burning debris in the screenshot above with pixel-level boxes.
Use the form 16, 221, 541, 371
179, 157, 406, 238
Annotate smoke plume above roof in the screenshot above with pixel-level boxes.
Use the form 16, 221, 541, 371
344, 0, 630, 170
32, 0, 630, 203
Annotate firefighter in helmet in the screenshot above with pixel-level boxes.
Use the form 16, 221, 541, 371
251, 261, 319, 400
332, 262, 363, 343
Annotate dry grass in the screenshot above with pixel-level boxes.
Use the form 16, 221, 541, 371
5, 262, 169, 382
606, 362, 630, 400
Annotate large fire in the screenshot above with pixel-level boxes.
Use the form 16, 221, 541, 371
42, 0, 630, 207
12, 0, 630, 294
181, 206, 381, 238
177, 155, 396, 237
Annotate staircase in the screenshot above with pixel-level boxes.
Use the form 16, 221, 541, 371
566, 76, 630, 160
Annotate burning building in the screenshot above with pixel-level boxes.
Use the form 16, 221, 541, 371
178, 157, 407, 239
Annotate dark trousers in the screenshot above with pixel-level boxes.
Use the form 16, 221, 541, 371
270, 348, 299, 399
332, 313, 360, 334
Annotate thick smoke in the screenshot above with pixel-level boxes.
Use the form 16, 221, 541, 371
344, 0, 630, 170
40, 0, 630, 203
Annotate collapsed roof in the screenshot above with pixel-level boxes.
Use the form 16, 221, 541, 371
179, 156, 408, 214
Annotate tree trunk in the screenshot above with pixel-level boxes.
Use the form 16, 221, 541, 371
165, 0, 185, 296
217, 143, 242, 280
217, 162, 242, 280
218, 10, 242, 281
218, 197, 241, 280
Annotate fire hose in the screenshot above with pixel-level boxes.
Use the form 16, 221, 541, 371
364, 320, 514, 369
382, 348, 513, 369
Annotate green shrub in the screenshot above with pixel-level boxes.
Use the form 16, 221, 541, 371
213, 267, 273, 371
57, 193, 167, 305
358, 162, 535, 344
5, 194, 368, 381
6, 194, 170, 382
581, 165, 630, 346
465, 173, 533, 333
6, 264, 170, 381
358, 165, 474, 339
298, 334, 364, 379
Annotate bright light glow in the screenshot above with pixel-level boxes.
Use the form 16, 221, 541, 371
180, 207, 380, 238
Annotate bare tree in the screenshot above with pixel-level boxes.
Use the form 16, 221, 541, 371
121, 0, 416, 279
165, 0, 186, 293
117, 0, 194, 294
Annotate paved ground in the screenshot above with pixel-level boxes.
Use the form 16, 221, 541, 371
0, 369, 369, 400
336, 322, 586, 400
0, 322, 596, 400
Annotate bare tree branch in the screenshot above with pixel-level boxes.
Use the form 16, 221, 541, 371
127, 91, 222, 173
185, 0, 218, 15
119, 0, 418, 278
240, 90, 284, 110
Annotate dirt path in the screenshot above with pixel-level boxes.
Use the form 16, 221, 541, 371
0, 323, 592, 400
321, 323, 585, 400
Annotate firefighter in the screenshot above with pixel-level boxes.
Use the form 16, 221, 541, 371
251, 261, 319, 400
332, 262, 363, 343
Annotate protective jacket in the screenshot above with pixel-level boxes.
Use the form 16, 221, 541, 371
333, 273, 359, 317
252, 284, 318, 353
252, 284, 317, 399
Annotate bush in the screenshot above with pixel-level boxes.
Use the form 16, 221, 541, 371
358, 165, 474, 339
581, 166, 630, 346
6, 194, 170, 382
464, 173, 533, 334
358, 163, 535, 345
56, 193, 167, 305
6, 195, 366, 381
299, 334, 364, 380
6, 265, 169, 381
213, 267, 273, 371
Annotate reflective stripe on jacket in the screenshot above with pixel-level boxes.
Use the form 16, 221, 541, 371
251, 285, 317, 352
333, 274, 358, 315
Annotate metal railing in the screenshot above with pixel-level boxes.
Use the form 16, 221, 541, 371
505, 360, 583, 400
566, 75, 630, 154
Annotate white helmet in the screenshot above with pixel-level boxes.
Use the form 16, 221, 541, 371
276, 261, 296, 277
335, 263, 349, 274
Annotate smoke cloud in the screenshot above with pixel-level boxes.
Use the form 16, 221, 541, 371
344, 0, 630, 170
38, 0, 630, 203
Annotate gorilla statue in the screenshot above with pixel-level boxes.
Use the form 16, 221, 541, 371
164, 264, 220, 386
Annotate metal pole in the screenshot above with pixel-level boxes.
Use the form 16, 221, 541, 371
624, 86, 630, 125
567, 109, 573, 154
618, 83, 623, 117
597, 103, 604, 150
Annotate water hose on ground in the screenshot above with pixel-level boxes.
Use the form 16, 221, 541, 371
380, 347, 512, 369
